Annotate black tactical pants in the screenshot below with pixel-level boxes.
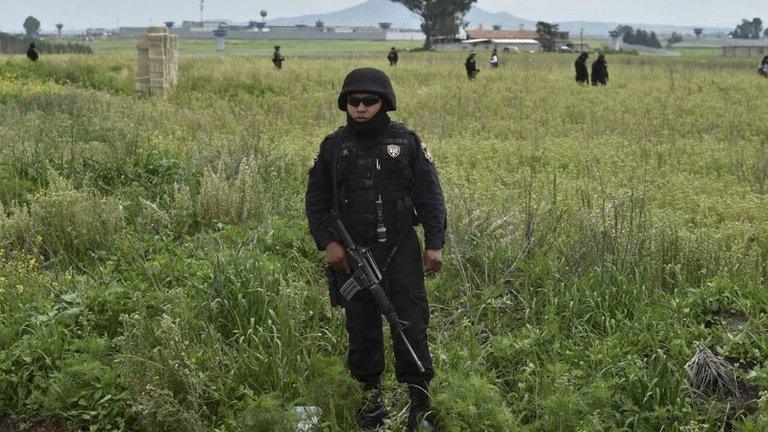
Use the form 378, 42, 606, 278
343, 227, 434, 385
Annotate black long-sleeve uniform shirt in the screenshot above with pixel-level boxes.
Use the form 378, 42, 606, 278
305, 127, 447, 251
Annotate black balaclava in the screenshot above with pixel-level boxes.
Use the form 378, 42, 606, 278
346, 109, 391, 145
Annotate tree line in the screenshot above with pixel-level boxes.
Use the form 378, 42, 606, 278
730, 18, 767, 39
1, 16, 91, 55
0, 33, 92, 55
611, 25, 663, 49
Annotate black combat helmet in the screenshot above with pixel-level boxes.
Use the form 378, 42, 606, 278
337, 67, 396, 112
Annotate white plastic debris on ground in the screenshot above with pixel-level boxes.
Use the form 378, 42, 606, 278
294, 406, 322, 432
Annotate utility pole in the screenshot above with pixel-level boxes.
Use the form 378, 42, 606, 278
580, 27, 584, 52
200, 0, 205, 28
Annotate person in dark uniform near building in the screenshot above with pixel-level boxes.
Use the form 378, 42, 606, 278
575, 52, 589, 84
305, 68, 446, 431
465, 52, 479, 79
272, 45, 285, 69
591, 54, 609, 86
26, 43, 39, 62
387, 47, 399, 66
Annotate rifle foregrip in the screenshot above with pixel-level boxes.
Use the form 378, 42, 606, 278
369, 284, 400, 328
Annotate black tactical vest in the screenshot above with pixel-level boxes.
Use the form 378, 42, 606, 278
333, 123, 416, 243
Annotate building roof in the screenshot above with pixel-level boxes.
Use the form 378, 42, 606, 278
465, 29, 539, 40
492, 39, 540, 45
461, 38, 540, 46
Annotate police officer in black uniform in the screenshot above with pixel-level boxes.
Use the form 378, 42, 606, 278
272, 45, 285, 69
387, 47, 399, 66
575, 52, 589, 84
591, 54, 609, 86
26, 43, 39, 62
305, 68, 446, 431
465, 52, 479, 79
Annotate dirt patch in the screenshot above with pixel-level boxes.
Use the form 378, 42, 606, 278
736, 380, 762, 415
725, 355, 759, 373
704, 308, 749, 334
0, 417, 18, 432
0, 417, 65, 432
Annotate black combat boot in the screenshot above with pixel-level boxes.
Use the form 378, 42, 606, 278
356, 377, 388, 430
407, 382, 436, 432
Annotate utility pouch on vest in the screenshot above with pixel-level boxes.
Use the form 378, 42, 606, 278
325, 265, 343, 308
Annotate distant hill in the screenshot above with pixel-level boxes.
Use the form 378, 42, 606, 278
267, 0, 729, 37
267, 0, 421, 28
556, 21, 728, 37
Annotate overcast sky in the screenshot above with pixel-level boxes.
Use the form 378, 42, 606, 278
2, 0, 765, 32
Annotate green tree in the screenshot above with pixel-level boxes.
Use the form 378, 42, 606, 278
612, 25, 633, 37
391, 0, 477, 50
535, 21, 559, 38
23, 16, 41, 37
536, 21, 561, 51
621, 27, 636, 44
667, 32, 683, 48
434, 14, 460, 39
620, 27, 663, 48
649, 31, 662, 48
730, 18, 763, 39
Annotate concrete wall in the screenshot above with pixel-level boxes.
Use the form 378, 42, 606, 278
118, 27, 425, 42
723, 45, 768, 58
433, 42, 541, 53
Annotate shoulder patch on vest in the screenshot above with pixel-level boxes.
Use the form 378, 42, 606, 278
421, 143, 434, 164
308, 152, 319, 175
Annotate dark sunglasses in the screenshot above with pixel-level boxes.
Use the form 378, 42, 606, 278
347, 95, 381, 107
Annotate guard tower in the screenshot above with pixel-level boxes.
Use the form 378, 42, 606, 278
213, 27, 228, 52
136, 26, 179, 96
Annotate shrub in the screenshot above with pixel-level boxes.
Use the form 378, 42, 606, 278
0, 169, 124, 261
221, 390, 295, 432
196, 156, 264, 227
432, 373, 517, 431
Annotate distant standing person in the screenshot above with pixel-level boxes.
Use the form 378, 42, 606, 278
591, 54, 609, 86
759, 56, 768, 78
489, 48, 499, 69
26, 43, 39, 62
465, 52, 479, 80
387, 47, 399, 66
272, 45, 285, 70
574, 53, 589, 84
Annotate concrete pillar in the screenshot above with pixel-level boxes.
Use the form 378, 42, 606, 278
136, 26, 179, 96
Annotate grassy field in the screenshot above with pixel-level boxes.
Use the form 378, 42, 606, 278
1, 46, 768, 431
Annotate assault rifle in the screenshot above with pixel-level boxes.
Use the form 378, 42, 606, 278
323, 211, 425, 373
